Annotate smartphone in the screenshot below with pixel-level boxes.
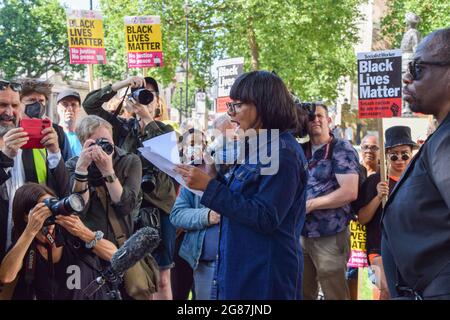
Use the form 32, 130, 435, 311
20, 118, 52, 149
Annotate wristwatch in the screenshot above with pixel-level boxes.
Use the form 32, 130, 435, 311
85, 230, 104, 249
103, 173, 118, 183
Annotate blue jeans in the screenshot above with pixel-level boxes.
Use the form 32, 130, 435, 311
194, 260, 216, 300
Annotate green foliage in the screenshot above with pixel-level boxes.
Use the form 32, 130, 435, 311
381, 0, 449, 49
97, 0, 364, 103
1, 0, 366, 104
0, 0, 83, 79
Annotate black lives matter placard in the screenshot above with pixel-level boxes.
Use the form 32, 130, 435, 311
216, 57, 244, 113
357, 50, 402, 118
67, 10, 106, 65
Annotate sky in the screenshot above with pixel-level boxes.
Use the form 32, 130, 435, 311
59, 0, 101, 10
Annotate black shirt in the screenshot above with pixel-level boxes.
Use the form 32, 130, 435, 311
12, 238, 109, 300
356, 173, 397, 256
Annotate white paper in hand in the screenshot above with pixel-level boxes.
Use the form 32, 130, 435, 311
139, 131, 203, 196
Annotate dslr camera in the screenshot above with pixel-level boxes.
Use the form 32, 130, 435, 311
43, 194, 86, 226
293, 97, 317, 138
129, 88, 154, 105
90, 138, 114, 155
140, 153, 158, 193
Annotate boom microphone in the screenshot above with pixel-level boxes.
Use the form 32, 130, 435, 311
110, 226, 160, 275
83, 226, 160, 299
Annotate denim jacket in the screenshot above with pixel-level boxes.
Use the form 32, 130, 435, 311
200, 131, 308, 300
169, 187, 211, 269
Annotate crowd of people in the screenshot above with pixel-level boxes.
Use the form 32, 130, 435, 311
0, 27, 449, 300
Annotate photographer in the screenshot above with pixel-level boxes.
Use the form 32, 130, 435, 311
83, 77, 177, 299
65, 115, 142, 245
0, 80, 70, 262
0, 183, 117, 300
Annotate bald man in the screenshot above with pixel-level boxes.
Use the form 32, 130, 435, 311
381, 27, 450, 299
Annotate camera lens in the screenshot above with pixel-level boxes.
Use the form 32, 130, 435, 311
95, 138, 114, 155
142, 174, 156, 193
66, 194, 85, 213
132, 89, 154, 105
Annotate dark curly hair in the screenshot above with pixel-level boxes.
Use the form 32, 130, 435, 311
20, 78, 53, 102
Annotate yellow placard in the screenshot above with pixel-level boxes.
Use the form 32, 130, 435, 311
67, 18, 105, 48
125, 24, 162, 52
350, 220, 367, 251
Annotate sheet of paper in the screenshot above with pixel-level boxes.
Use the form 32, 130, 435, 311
139, 131, 204, 196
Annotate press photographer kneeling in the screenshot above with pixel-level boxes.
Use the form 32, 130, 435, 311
0, 183, 117, 300
83, 77, 177, 299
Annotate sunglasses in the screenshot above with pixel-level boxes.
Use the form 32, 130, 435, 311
408, 60, 450, 81
388, 153, 411, 162
0, 80, 22, 92
226, 101, 244, 115
361, 145, 380, 152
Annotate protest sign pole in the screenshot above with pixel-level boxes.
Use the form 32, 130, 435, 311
378, 119, 387, 206
142, 68, 148, 77
87, 65, 95, 91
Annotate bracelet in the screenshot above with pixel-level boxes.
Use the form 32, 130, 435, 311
85, 230, 104, 249
75, 187, 89, 194
75, 169, 88, 176
75, 171, 88, 182
75, 176, 88, 182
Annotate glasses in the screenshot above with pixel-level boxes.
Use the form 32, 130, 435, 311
0, 80, 22, 92
408, 60, 450, 80
388, 153, 411, 162
226, 101, 244, 115
361, 144, 380, 152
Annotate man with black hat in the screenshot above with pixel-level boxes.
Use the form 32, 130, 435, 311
355, 126, 417, 300
57, 89, 82, 156
381, 27, 450, 299
83, 76, 177, 300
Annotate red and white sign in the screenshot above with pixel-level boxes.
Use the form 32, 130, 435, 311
357, 50, 402, 118
216, 57, 244, 114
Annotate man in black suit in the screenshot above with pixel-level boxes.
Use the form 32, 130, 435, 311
381, 27, 450, 299
0, 79, 70, 261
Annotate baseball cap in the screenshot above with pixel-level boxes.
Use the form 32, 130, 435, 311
57, 89, 81, 104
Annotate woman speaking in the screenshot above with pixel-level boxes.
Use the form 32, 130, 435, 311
176, 71, 307, 299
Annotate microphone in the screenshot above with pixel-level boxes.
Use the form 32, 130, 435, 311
110, 226, 160, 275
83, 226, 160, 299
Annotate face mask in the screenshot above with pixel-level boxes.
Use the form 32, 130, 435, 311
214, 138, 240, 165
25, 101, 45, 119
186, 145, 203, 161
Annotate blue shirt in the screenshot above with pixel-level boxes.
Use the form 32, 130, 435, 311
66, 132, 82, 157
201, 131, 307, 300
301, 137, 359, 238
169, 187, 219, 270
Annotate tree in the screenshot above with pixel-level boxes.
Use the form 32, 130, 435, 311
0, 0, 82, 78
380, 0, 449, 49
97, 0, 363, 104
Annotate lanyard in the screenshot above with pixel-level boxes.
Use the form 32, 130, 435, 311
306, 136, 333, 170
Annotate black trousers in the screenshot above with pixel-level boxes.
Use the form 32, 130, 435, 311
171, 231, 194, 300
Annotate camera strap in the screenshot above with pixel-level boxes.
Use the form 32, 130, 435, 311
113, 86, 130, 118
46, 244, 55, 300
96, 186, 128, 247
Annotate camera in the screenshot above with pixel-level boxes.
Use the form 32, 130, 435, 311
129, 88, 154, 105
90, 138, 114, 155
140, 155, 158, 193
293, 97, 317, 138
43, 194, 86, 226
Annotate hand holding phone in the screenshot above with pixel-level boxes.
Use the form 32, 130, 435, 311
20, 118, 52, 149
